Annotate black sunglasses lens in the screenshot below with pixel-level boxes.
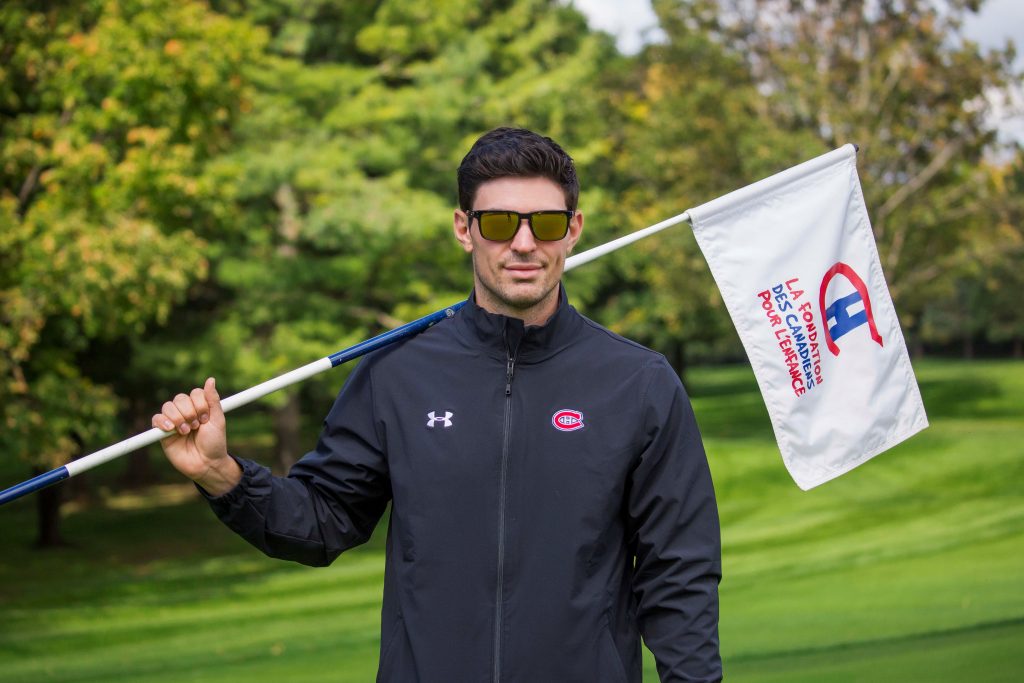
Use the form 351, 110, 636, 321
475, 211, 570, 241
479, 212, 519, 240
531, 212, 569, 241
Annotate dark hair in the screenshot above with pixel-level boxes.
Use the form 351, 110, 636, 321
457, 127, 579, 211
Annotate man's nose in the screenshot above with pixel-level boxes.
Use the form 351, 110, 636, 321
509, 218, 536, 252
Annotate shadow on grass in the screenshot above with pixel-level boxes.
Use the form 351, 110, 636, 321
695, 399, 775, 441
684, 364, 776, 441
687, 365, 760, 399
918, 375, 1011, 420
0, 485, 391, 612
725, 617, 1024, 683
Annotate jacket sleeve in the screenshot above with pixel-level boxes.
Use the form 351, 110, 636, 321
627, 357, 722, 682
200, 357, 392, 567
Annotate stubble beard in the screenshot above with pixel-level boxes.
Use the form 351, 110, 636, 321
473, 255, 561, 316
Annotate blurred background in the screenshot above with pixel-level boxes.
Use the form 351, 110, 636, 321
1, 1, 1022, 681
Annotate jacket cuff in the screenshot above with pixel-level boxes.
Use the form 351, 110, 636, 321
194, 456, 264, 513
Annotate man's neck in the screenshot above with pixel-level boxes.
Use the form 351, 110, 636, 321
475, 286, 560, 327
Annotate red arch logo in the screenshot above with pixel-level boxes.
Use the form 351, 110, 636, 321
819, 263, 884, 356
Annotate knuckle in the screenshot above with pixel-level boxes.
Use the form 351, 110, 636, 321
173, 399, 191, 413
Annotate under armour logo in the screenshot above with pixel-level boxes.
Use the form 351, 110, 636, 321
426, 411, 453, 428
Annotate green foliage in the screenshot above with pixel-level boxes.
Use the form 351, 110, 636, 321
651, 0, 1022, 342
923, 150, 1024, 355
567, 0, 1023, 367
0, 0, 263, 468
131, 0, 618, 441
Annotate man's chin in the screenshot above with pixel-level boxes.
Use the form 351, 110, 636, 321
473, 263, 561, 316
497, 282, 557, 311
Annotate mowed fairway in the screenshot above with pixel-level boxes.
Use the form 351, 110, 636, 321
0, 359, 1021, 682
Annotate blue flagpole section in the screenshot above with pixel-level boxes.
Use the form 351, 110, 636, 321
328, 301, 466, 367
0, 467, 70, 506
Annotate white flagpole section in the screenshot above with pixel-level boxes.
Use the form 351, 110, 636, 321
218, 358, 334, 415
64, 357, 335, 477
565, 211, 691, 272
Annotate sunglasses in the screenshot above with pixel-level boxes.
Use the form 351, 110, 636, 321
466, 209, 575, 242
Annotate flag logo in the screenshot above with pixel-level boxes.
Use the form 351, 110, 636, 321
819, 262, 884, 356
551, 409, 584, 432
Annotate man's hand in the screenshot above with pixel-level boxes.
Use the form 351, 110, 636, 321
152, 377, 241, 496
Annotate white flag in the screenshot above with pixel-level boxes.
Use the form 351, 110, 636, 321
688, 145, 928, 490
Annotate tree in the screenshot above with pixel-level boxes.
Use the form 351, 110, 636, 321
921, 149, 1024, 357
982, 150, 1024, 357
649, 0, 1023, 348
569, 0, 822, 374
137, 0, 621, 472
0, 0, 263, 543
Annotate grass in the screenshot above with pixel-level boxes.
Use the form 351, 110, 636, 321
0, 358, 1021, 682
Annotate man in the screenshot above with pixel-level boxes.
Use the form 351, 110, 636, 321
154, 127, 722, 682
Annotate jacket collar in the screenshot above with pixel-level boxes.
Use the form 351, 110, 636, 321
455, 284, 583, 363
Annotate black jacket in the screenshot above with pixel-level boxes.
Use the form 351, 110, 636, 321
205, 287, 722, 682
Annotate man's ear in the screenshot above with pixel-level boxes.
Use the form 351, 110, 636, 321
565, 210, 584, 254
453, 209, 473, 253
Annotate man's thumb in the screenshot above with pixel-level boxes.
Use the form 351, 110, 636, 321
204, 377, 224, 422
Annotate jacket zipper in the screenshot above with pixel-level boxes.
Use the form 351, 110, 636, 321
493, 342, 518, 683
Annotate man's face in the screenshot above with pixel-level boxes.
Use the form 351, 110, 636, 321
454, 176, 583, 324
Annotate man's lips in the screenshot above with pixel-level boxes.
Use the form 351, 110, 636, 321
504, 263, 543, 274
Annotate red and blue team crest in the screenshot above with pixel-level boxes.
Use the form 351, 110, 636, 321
552, 409, 584, 432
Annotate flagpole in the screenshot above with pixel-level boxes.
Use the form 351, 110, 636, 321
0, 305, 464, 507
0, 215, 692, 507
564, 211, 691, 272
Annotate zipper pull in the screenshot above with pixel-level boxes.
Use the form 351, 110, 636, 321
505, 356, 515, 396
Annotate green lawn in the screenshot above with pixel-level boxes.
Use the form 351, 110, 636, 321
1, 359, 1021, 682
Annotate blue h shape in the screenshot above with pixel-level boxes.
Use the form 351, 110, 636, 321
825, 291, 868, 342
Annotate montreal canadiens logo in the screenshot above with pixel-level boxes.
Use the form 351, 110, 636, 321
552, 409, 584, 432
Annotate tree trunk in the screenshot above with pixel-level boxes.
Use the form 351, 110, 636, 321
915, 337, 925, 359
962, 295, 974, 360
121, 403, 157, 488
34, 466, 65, 548
50, 430, 91, 505
122, 450, 156, 487
273, 392, 303, 475
671, 340, 688, 386
1013, 337, 1022, 360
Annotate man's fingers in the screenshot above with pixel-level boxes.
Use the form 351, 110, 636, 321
154, 380, 222, 438
161, 400, 189, 435
204, 377, 225, 423
190, 387, 210, 425
152, 411, 176, 433
172, 393, 199, 432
